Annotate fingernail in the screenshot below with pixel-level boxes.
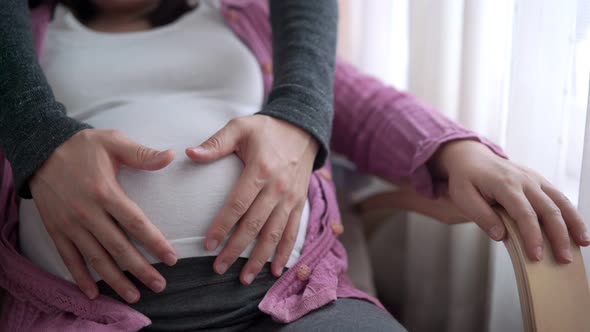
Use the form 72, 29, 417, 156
163, 253, 177, 266
216, 262, 228, 275
244, 273, 254, 285
125, 289, 140, 303
190, 146, 207, 154
580, 231, 590, 243
206, 239, 218, 251
150, 279, 165, 293
561, 249, 573, 263
83, 287, 97, 299
533, 246, 543, 261
489, 226, 503, 241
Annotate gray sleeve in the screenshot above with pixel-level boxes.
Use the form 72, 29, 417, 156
258, 0, 338, 170
0, 0, 92, 198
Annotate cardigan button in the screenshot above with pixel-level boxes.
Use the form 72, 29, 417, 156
262, 62, 273, 75
296, 264, 312, 281
318, 169, 332, 181
331, 222, 344, 236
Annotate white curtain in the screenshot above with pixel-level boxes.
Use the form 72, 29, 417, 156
338, 0, 589, 331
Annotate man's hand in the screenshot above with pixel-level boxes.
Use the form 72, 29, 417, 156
186, 114, 318, 285
30, 129, 178, 303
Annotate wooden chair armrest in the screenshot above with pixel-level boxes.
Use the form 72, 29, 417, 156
355, 190, 590, 332
499, 208, 590, 331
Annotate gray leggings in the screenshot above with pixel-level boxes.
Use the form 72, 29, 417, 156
97, 257, 406, 332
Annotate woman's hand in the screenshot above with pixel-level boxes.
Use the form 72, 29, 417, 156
429, 140, 590, 263
186, 114, 318, 285
30, 129, 178, 303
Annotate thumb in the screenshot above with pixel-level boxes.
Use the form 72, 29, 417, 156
109, 135, 174, 170
186, 121, 242, 163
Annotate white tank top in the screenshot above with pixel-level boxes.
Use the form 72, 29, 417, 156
18, 1, 309, 282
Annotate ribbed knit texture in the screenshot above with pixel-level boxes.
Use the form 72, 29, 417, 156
0, 0, 91, 198
259, 0, 337, 170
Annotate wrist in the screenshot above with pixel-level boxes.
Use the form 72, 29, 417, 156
428, 139, 488, 179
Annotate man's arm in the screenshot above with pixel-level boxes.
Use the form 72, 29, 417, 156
258, 0, 338, 170
0, 0, 91, 198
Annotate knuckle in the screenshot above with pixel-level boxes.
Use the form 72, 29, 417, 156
109, 241, 128, 259
257, 161, 275, 180
519, 170, 537, 184
87, 255, 104, 269
282, 232, 297, 246
554, 191, 572, 205
224, 246, 243, 259
267, 230, 283, 245
92, 182, 112, 202
63, 259, 82, 274
279, 205, 291, 220
135, 145, 153, 163
229, 199, 249, 217
285, 191, 299, 206
544, 207, 563, 219
212, 223, 231, 238
500, 174, 523, 188
248, 256, 267, 269
274, 178, 290, 196
125, 214, 146, 234
517, 208, 538, 221
204, 134, 223, 151
70, 204, 90, 222
244, 219, 263, 238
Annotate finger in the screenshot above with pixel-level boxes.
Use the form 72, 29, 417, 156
452, 182, 505, 241
76, 206, 167, 293
51, 231, 98, 299
213, 185, 280, 275
107, 131, 175, 170
240, 202, 292, 285
205, 165, 264, 253
525, 187, 572, 263
542, 183, 590, 246
103, 186, 178, 267
68, 228, 140, 303
271, 202, 304, 277
495, 189, 544, 261
186, 118, 243, 163
84, 210, 168, 293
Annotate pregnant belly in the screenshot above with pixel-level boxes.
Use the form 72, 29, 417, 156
92, 96, 247, 256
19, 96, 308, 282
